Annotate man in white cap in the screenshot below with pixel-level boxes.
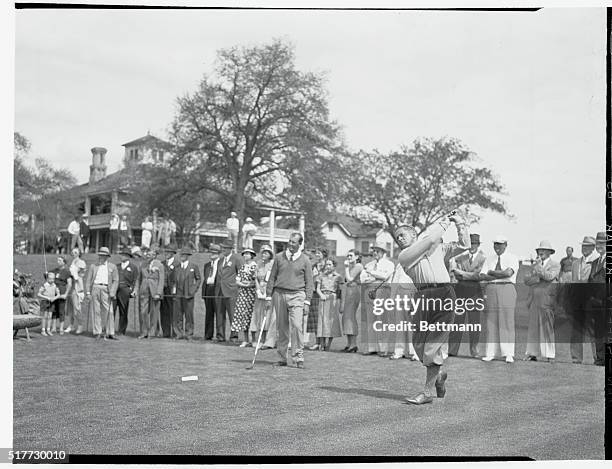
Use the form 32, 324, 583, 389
524, 240, 560, 362
359, 243, 396, 356
479, 235, 519, 363
242, 217, 257, 249
569, 236, 600, 364
226, 211, 239, 250
394, 212, 470, 405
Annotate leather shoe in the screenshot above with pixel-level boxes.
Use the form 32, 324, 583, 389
107, 335, 119, 340
137, 335, 148, 340
404, 393, 433, 405
435, 371, 447, 398
347, 347, 358, 353
296, 362, 305, 369
272, 361, 288, 367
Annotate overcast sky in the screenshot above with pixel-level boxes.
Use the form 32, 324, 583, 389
14, 7, 606, 258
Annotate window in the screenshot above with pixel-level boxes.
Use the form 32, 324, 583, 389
326, 240, 337, 257
134, 148, 139, 159
361, 241, 369, 254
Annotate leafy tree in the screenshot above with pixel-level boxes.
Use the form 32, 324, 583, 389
167, 39, 344, 236
14, 132, 77, 253
347, 137, 507, 241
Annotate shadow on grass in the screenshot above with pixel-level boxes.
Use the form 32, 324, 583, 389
319, 385, 406, 402
230, 359, 277, 365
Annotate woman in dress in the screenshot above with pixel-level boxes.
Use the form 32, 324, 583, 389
308, 247, 328, 350
231, 248, 258, 347
342, 249, 363, 352
141, 216, 153, 249
249, 244, 275, 348
65, 248, 87, 334
316, 258, 343, 351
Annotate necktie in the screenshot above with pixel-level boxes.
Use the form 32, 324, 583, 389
495, 256, 502, 271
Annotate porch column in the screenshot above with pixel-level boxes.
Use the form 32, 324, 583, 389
269, 209, 276, 252
84, 196, 91, 216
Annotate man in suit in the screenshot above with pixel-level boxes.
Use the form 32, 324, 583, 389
114, 247, 139, 335
202, 243, 221, 340
161, 245, 180, 337
449, 233, 486, 358
586, 232, 606, 366
173, 247, 202, 340
569, 236, 599, 364
215, 240, 242, 342
138, 246, 165, 339
524, 240, 561, 362
85, 247, 119, 340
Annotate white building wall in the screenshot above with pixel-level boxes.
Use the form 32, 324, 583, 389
376, 230, 396, 258
323, 224, 356, 257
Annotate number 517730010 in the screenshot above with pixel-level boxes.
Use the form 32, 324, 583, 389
8, 450, 67, 461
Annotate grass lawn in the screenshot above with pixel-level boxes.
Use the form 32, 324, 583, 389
13, 255, 605, 458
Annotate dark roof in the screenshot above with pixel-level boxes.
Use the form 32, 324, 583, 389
325, 214, 381, 238
122, 134, 173, 150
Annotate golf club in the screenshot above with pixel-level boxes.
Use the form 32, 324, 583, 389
246, 313, 267, 370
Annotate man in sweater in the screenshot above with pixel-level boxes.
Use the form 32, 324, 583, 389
266, 232, 314, 369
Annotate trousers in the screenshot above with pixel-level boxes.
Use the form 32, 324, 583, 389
91, 285, 114, 336
275, 290, 306, 363
483, 283, 516, 358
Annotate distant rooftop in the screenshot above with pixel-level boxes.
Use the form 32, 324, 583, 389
122, 133, 173, 151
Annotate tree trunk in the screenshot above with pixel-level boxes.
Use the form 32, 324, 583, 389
29, 214, 36, 254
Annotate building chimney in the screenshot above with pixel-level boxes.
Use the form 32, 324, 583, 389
90, 147, 107, 183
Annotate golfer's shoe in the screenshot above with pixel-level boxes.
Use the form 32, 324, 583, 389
481, 356, 494, 362
435, 371, 447, 398
505, 356, 514, 363
64, 327, 72, 334
272, 361, 288, 367
404, 393, 433, 405
41, 330, 48, 337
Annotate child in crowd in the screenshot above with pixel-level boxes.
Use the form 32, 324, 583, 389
37, 272, 60, 336
315, 258, 343, 351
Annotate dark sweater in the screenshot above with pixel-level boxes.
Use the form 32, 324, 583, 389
266, 251, 314, 301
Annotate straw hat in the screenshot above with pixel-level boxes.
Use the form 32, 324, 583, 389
535, 240, 555, 254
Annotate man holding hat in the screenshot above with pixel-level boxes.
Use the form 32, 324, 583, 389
449, 233, 486, 358
202, 243, 221, 340
113, 247, 139, 336
173, 247, 202, 340
215, 240, 243, 342
161, 244, 180, 338
479, 235, 520, 363
524, 240, 560, 362
138, 246, 165, 339
568, 236, 598, 363
359, 242, 395, 356
395, 212, 470, 405
85, 247, 119, 340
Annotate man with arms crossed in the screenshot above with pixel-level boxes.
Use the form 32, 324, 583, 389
395, 212, 470, 405
266, 232, 314, 369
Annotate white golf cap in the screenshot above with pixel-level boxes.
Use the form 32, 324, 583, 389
493, 235, 508, 244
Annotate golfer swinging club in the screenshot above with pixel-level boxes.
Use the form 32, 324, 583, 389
394, 211, 470, 405
265, 232, 314, 369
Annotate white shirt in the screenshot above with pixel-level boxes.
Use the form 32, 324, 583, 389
68, 221, 80, 235
480, 251, 519, 283
226, 217, 239, 231
207, 258, 219, 285
181, 261, 189, 269
167, 257, 175, 267
109, 217, 119, 230
360, 257, 395, 284
119, 220, 128, 231
121, 260, 130, 270
243, 222, 257, 233
94, 262, 109, 285
141, 221, 153, 231
285, 249, 302, 261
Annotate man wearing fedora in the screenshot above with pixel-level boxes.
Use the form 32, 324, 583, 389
215, 240, 243, 342
359, 243, 395, 356
173, 247, 202, 340
85, 247, 119, 340
586, 232, 606, 366
265, 232, 314, 369
478, 235, 519, 364
449, 233, 486, 358
524, 240, 560, 362
161, 245, 180, 338
202, 243, 221, 340
394, 213, 470, 405
569, 235, 600, 364
114, 247, 139, 336
138, 246, 165, 339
